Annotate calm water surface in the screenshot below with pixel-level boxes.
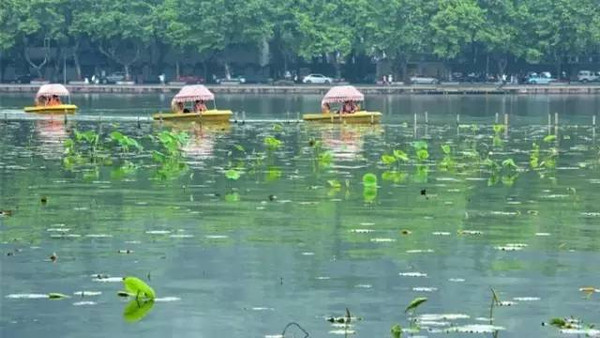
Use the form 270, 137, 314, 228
1, 94, 600, 338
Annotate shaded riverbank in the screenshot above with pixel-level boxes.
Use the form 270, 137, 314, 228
2, 83, 600, 95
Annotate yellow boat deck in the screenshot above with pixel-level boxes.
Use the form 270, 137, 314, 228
24, 104, 78, 114
303, 111, 381, 124
153, 110, 232, 122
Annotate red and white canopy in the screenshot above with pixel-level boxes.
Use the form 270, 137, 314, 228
36, 84, 70, 98
172, 85, 215, 103
321, 85, 364, 104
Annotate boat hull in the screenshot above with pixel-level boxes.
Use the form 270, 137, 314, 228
303, 111, 381, 124
153, 110, 232, 123
24, 104, 78, 114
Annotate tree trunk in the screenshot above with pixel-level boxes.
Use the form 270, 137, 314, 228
333, 52, 341, 79
224, 62, 231, 79
24, 38, 49, 79
175, 60, 180, 79
73, 40, 81, 80
52, 46, 63, 82
497, 55, 507, 77
124, 64, 130, 80
0, 51, 3, 82
399, 54, 410, 83
98, 41, 140, 81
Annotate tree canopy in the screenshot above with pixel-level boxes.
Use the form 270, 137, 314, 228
1, 0, 599, 80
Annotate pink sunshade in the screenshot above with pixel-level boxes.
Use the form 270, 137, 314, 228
172, 85, 215, 103
321, 85, 364, 104
35, 84, 70, 98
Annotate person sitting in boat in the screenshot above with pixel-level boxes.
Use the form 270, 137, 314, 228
340, 101, 355, 114
48, 95, 62, 106
321, 102, 331, 114
172, 101, 185, 114
194, 100, 207, 113
36, 95, 48, 107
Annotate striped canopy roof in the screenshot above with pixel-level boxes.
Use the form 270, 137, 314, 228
321, 85, 364, 104
36, 84, 70, 98
172, 85, 215, 103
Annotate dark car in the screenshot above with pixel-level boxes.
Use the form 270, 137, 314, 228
11, 74, 32, 84
177, 75, 205, 84
243, 74, 273, 84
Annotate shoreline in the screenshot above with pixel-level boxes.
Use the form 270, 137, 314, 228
1, 83, 600, 95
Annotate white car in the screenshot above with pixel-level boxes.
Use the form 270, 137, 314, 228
302, 74, 332, 84
577, 70, 600, 83
410, 76, 439, 85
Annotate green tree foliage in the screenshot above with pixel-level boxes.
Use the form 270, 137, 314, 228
364, 0, 436, 80
2, 0, 600, 80
430, 0, 485, 59
71, 0, 158, 79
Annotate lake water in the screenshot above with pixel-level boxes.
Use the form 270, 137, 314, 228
1, 93, 600, 338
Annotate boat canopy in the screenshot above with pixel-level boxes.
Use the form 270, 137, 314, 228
172, 85, 215, 103
321, 85, 364, 104
36, 84, 70, 98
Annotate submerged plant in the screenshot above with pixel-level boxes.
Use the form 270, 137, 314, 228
530, 136, 559, 175
439, 144, 455, 171
225, 168, 242, 180
363, 173, 378, 203
381, 149, 409, 171
492, 124, 505, 147
264, 136, 282, 150
412, 141, 429, 162
151, 131, 189, 179
390, 297, 428, 337
123, 298, 155, 323
110, 131, 142, 152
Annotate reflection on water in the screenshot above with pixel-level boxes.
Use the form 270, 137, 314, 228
165, 122, 231, 161
2, 99, 600, 337
319, 126, 381, 162
35, 118, 68, 159
2, 93, 600, 126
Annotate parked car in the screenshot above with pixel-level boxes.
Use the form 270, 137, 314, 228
243, 74, 273, 84
177, 75, 205, 84
526, 72, 556, 84
216, 76, 246, 84
410, 76, 439, 85
102, 72, 126, 84
302, 74, 332, 84
577, 70, 600, 83
11, 74, 32, 84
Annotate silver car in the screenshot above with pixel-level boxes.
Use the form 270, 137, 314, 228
410, 76, 439, 85
302, 74, 332, 84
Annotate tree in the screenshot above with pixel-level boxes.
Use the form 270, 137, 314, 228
164, 0, 273, 79
0, 0, 24, 81
1, 0, 68, 79
525, 0, 600, 76
364, 0, 437, 81
430, 0, 485, 60
293, 0, 354, 78
477, 0, 532, 76
72, 0, 157, 80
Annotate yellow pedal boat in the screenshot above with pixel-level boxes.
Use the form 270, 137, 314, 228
24, 84, 78, 114
154, 85, 232, 123
153, 109, 232, 122
303, 111, 381, 124
24, 104, 78, 114
303, 85, 381, 124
